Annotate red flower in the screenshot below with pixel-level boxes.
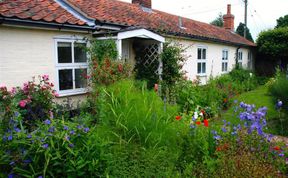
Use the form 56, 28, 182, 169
196, 121, 201, 125
203, 119, 209, 127
274, 146, 281, 151
175, 116, 181, 121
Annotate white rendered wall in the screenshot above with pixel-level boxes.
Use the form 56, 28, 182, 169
169, 38, 253, 84
0, 26, 90, 106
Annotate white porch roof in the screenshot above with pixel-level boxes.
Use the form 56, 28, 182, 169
117, 28, 165, 43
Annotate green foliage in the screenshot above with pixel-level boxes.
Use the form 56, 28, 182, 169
257, 27, 288, 58
87, 38, 117, 63
0, 75, 56, 131
236, 22, 254, 42
276, 14, 288, 28
210, 13, 224, 27
175, 68, 259, 115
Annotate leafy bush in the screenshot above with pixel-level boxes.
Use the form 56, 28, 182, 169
0, 75, 57, 131
269, 72, 288, 111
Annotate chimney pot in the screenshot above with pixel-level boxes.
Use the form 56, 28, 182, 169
132, 0, 152, 9
223, 4, 234, 31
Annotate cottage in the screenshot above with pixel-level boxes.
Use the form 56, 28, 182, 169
0, 0, 255, 104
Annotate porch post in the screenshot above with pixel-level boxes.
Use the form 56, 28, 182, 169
158, 42, 163, 81
116, 39, 122, 60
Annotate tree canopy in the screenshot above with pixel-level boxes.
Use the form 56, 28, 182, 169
257, 27, 288, 59
236, 22, 254, 42
210, 13, 223, 27
276, 14, 288, 28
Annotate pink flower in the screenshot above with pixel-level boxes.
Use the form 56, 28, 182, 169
10, 87, 17, 95
22, 82, 29, 93
42, 75, 49, 81
52, 91, 59, 97
19, 100, 27, 108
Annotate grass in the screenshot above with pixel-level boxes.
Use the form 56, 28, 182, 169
214, 85, 288, 136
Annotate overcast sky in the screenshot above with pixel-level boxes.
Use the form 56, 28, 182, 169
119, 0, 288, 41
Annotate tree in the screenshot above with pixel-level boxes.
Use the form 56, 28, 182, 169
236, 22, 254, 42
257, 27, 288, 59
276, 14, 288, 28
210, 13, 223, 27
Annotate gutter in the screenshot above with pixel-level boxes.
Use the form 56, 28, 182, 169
0, 17, 94, 32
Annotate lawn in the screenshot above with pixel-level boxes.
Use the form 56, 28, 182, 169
216, 84, 288, 136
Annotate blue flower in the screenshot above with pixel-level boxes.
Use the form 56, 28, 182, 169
38, 176, 43, 178
8, 135, 13, 141
27, 134, 32, 139
9, 161, 15, 165
77, 125, 82, 129
8, 173, 15, 178
221, 127, 227, 133
42, 143, 49, 149
70, 130, 75, 135
14, 127, 21, 133
64, 135, 70, 141
69, 143, 74, 148
63, 126, 69, 130
48, 126, 55, 133
277, 100, 283, 108
44, 119, 51, 125
23, 159, 32, 164
83, 127, 90, 133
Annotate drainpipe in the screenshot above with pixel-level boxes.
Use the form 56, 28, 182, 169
235, 46, 241, 68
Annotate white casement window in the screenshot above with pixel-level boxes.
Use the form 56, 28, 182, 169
197, 47, 207, 74
222, 50, 228, 72
55, 39, 88, 96
248, 51, 252, 69
237, 51, 243, 68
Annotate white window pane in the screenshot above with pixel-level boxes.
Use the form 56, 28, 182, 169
75, 68, 87, 89
59, 69, 73, 90
58, 42, 72, 63
74, 43, 87, 63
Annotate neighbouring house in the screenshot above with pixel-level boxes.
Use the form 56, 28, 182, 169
0, 0, 255, 104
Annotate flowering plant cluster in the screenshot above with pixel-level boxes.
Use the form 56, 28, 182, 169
0, 112, 93, 177
90, 58, 132, 86
0, 75, 57, 130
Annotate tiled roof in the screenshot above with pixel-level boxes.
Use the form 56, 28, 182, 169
0, 0, 86, 26
67, 0, 255, 46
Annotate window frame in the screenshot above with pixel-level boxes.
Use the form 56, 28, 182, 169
221, 49, 228, 73
197, 46, 207, 75
54, 38, 89, 97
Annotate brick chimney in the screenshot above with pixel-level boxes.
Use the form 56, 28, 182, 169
223, 4, 235, 31
132, 0, 152, 9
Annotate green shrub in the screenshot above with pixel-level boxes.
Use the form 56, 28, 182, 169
269, 73, 288, 110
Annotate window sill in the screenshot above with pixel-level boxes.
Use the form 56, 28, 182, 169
196, 74, 207, 77
56, 90, 89, 98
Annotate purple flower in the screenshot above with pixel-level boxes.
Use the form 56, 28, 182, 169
8, 135, 13, 141
83, 127, 90, 133
221, 127, 227, 133
64, 135, 70, 141
63, 126, 69, 130
42, 143, 49, 149
48, 126, 55, 133
14, 127, 21, 133
69, 143, 74, 148
277, 100, 283, 108
279, 153, 284, 157
9, 161, 15, 165
77, 125, 82, 129
27, 134, 32, 139
8, 173, 15, 178
44, 119, 51, 125
23, 159, 32, 164
70, 130, 75, 135
38, 176, 43, 178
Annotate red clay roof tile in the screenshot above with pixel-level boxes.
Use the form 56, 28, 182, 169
0, 0, 86, 26
67, 0, 255, 46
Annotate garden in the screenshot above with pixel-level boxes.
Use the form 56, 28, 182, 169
0, 39, 288, 177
